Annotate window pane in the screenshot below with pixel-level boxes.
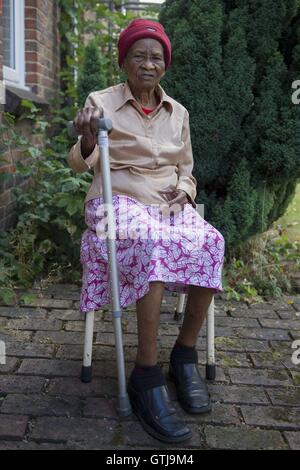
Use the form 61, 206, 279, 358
3, 0, 15, 69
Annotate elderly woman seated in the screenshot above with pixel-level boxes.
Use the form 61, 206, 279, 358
68, 18, 225, 444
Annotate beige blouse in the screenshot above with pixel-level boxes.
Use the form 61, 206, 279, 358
67, 81, 197, 208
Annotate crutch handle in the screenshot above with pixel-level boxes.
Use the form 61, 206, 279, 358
67, 118, 113, 139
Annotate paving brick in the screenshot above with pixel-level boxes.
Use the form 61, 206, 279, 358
228, 368, 292, 387
55, 344, 138, 361
289, 331, 300, 341
30, 417, 118, 443
215, 337, 269, 352
21, 298, 73, 309
0, 306, 47, 319
266, 388, 300, 406
83, 398, 118, 419
16, 359, 82, 377
5, 318, 63, 331
276, 310, 300, 320
270, 340, 294, 352
199, 327, 234, 338
49, 309, 84, 321
270, 300, 297, 311
215, 317, 260, 328
249, 302, 288, 311
0, 375, 45, 394
216, 351, 251, 368
46, 377, 118, 397
38, 284, 80, 295
1, 394, 81, 417
249, 351, 296, 370
183, 402, 241, 426
230, 308, 279, 319
0, 415, 28, 440
251, 351, 299, 371
0, 441, 67, 450
207, 384, 269, 405
5, 342, 55, 359
45, 291, 80, 301
236, 328, 290, 341
93, 361, 135, 379
259, 319, 300, 330
95, 332, 137, 347
291, 371, 300, 386
0, 331, 33, 342
0, 357, 20, 374
204, 425, 287, 449
283, 432, 300, 450
34, 331, 84, 345
241, 405, 300, 429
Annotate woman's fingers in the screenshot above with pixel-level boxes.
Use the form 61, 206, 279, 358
159, 189, 189, 210
90, 107, 102, 135
74, 106, 101, 136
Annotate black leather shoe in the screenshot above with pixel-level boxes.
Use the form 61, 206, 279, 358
127, 380, 192, 443
169, 362, 212, 414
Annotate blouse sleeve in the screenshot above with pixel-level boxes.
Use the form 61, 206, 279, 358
176, 109, 197, 208
67, 93, 102, 173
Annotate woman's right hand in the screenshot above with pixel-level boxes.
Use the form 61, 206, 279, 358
74, 106, 102, 159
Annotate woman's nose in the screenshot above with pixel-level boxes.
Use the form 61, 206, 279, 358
142, 58, 155, 69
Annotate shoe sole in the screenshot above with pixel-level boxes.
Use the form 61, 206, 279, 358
169, 372, 212, 414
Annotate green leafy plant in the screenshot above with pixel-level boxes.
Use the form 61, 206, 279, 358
223, 227, 300, 303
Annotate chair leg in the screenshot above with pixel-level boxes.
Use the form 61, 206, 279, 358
81, 310, 95, 383
174, 293, 185, 321
206, 297, 216, 380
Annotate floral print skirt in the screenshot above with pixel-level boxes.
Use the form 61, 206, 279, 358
79, 195, 225, 313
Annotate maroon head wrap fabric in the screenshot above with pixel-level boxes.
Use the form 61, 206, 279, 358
118, 18, 171, 68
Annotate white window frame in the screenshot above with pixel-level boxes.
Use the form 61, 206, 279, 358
3, 0, 28, 90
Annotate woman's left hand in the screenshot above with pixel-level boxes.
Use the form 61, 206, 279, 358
159, 188, 190, 211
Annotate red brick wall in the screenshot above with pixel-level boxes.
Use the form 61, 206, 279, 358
25, 0, 60, 100
0, 0, 60, 230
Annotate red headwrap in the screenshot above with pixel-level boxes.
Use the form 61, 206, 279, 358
118, 18, 172, 69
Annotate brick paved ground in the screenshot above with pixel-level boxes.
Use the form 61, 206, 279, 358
0, 284, 299, 450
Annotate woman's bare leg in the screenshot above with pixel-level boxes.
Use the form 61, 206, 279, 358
177, 285, 214, 347
135, 281, 165, 366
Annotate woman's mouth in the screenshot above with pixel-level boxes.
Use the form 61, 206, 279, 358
141, 73, 155, 79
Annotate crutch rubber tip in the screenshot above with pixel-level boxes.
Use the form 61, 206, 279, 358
206, 364, 216, 380
81, 366, 92, 383
173, 311, 184, 322
116, 394, 132, 417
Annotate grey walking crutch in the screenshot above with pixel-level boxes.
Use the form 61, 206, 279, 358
68, 118, 131, 417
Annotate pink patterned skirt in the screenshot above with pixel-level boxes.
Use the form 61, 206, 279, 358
79, 195, 225, 313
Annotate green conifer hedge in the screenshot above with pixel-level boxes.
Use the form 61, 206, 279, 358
160, 0, 300, 253
77, 39, 107, 107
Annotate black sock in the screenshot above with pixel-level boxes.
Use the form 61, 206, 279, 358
130, 364, 166, 391
170, 341, 198, 365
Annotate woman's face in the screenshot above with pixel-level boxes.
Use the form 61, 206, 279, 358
123, 38, 166, 92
